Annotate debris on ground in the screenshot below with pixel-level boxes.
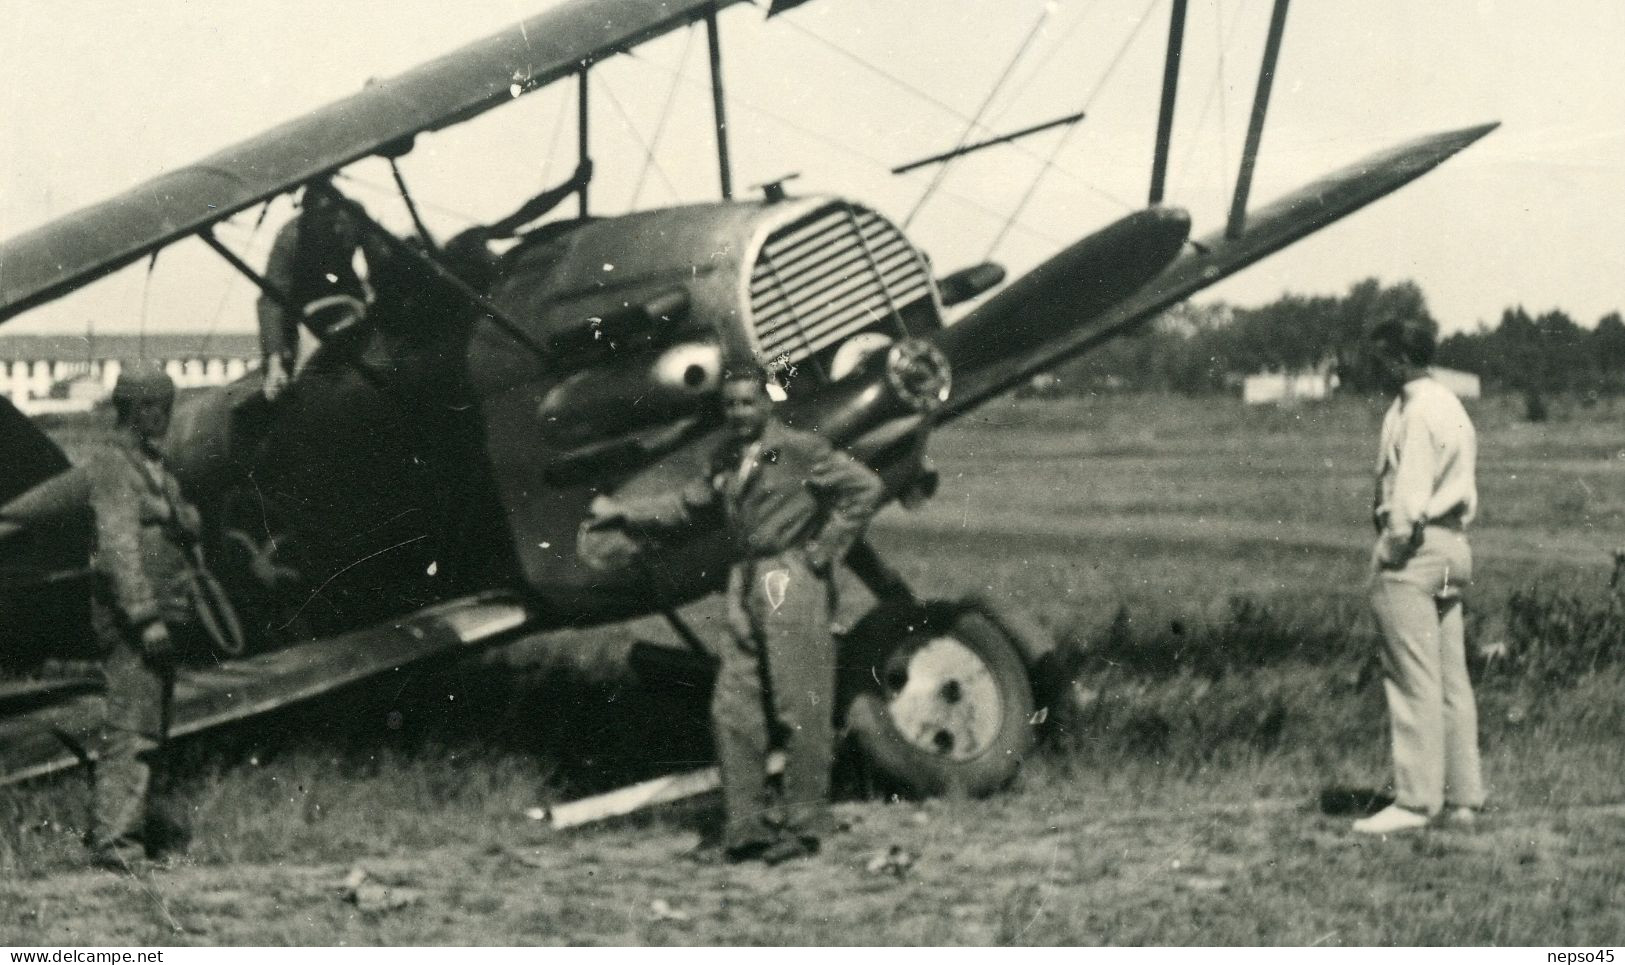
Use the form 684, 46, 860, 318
1174, 873, 1229, 893
340, 866, 421, 914
866, 845, 917, 878
650, 898, 691, 922
506, 848, 549, 869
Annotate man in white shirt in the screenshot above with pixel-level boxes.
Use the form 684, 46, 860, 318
1354, 314, 1486, 835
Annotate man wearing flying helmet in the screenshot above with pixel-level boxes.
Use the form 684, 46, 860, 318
81, 361, 201, 868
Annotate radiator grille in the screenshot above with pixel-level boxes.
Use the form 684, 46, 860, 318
748, 204, 932, 367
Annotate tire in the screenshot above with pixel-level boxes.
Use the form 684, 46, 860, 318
839, 600, 1036, 798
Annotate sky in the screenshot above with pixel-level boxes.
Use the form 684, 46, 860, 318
2, 0, 1621, 341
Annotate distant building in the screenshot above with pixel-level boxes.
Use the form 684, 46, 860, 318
1242, 366, 1338, 405
0, 333, 258, 415
1243, 362, 1482, 404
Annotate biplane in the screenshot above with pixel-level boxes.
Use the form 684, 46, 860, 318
0, 0, 1494, 796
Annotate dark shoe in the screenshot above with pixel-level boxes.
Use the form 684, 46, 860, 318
723, 839, 775, 864
760, 836, 817, 866
88, 841, 147, 874
143, 807, 193, 859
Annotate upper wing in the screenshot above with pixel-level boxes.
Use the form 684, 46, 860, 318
0, 592, 531, 785
0, 0, 749, 326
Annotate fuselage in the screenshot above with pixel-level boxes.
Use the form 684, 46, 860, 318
148, 189, 1196, 652
168, 195, 953, 642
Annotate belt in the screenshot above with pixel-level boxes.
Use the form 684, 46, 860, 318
1425, 508, 1466, 532
1375, 512, 1466, 537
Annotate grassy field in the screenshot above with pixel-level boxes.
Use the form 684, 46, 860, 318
2, 392, 1623, 945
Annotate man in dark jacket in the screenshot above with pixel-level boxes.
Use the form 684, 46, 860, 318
82, 362, 201, 868
256, 184, 373, 401
587, 371, 885, 863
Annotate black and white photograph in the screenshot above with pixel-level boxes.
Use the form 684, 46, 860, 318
1, 0, 1621, 948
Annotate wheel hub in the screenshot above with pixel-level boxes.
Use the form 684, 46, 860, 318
884, 636, 1003, 761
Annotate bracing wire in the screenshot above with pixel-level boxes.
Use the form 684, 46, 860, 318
1213, 0, 1239, 201
778, 5, 1139, 209
138, 251, 159, 362
901, 4, 1056, 231
984, 0, 1163, 259
539, 79, 573, 188
333, 170, 485, 225
1168, 0, 1251, 202
389, 157, 438, 249
621, 50, 1068, 247
985, 1, 1100, 128
786, 8, 1131, 207
596, 72, 684, 205
777, 15, 1001, 138
196, 199, 275, 355
630, 23, 698, 209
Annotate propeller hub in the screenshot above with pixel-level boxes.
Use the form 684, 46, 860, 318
885, 339, 951, 414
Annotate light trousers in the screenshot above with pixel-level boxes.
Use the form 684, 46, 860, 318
1370, 526, 1485, 814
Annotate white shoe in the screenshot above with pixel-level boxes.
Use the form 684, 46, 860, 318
1436, 806, 1478, 829
1352, 804, 1430, 835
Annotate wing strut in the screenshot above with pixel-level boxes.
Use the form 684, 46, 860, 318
1226, 0, 1291, 239
577, 67, 592, 218
705, 5, 734, 200
389, 158, 439, 252
1148, 0, 1188, 204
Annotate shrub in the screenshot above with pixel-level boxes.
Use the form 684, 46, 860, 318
1497, 582, 1625, 684
1071, 595, 1359, 680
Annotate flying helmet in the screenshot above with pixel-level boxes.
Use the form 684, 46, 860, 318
111, 360, 177, 405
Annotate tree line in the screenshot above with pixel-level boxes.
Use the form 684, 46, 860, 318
1046, 277, 1624, 396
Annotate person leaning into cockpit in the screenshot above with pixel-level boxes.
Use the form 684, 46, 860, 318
255, 183, 375, 401
438, 158, 593, 291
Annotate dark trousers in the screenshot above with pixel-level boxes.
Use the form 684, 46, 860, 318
715, 550, 836, 850
89, 607, 173, 851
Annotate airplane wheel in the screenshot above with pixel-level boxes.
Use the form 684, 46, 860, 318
840, 600, 1035, 798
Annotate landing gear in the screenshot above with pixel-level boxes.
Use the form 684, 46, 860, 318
624, 540, 1059, 801
837, 540, 1054, 797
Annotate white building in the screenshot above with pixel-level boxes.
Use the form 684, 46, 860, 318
0, 333, 258, 415
1243, 363, 1482, 404
1242, 368, 1339, 405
